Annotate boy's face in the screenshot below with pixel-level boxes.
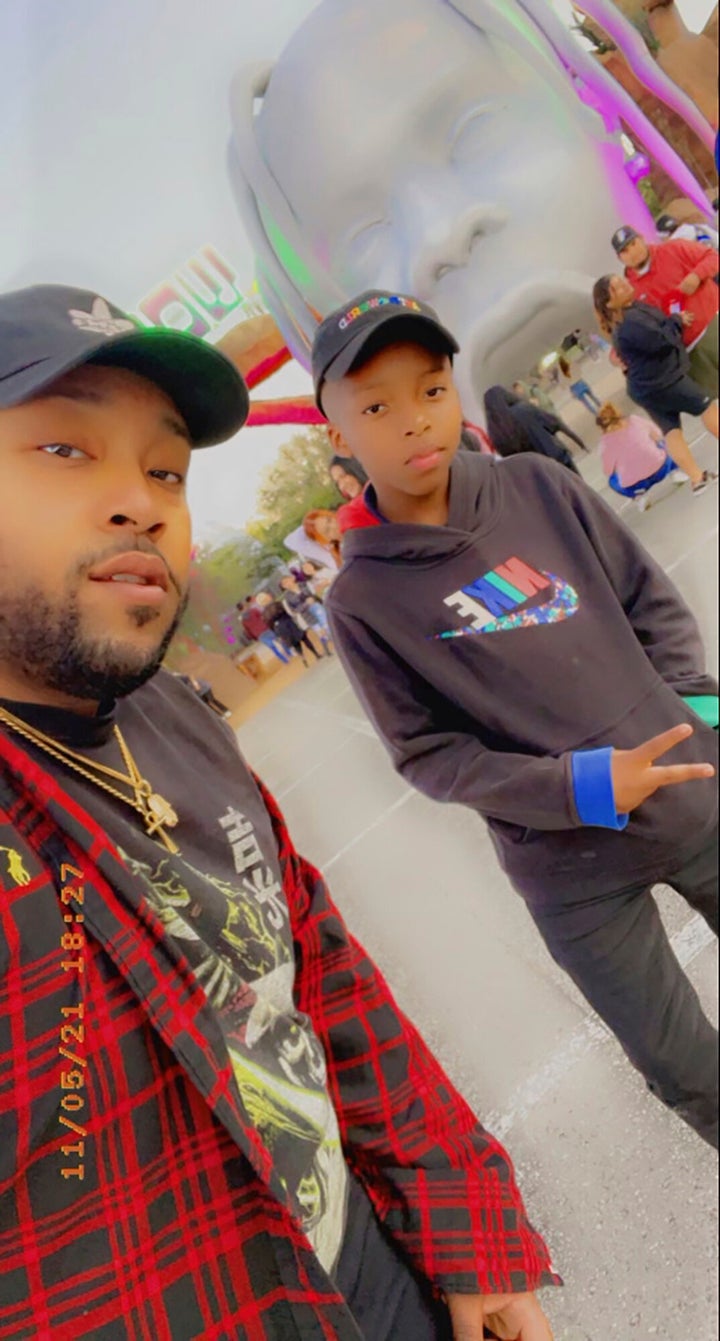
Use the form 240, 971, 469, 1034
323, 342, 463, 499
0, 364, 192, 706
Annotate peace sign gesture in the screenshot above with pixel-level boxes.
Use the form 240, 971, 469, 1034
611, 723, 715, 815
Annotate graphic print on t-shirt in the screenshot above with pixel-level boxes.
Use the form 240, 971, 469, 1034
438, 555, 579, 639
118, 800, 348, 1274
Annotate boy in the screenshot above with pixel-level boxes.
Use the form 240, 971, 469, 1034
315, 289, 719, 1150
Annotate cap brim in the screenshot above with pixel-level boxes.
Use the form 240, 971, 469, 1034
612, 233, 639, 255
317, 312, 459, 410
327, 313, 458, 382
4, 327, 250, 448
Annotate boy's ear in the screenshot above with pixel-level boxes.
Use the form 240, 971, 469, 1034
327, 424, 352, 458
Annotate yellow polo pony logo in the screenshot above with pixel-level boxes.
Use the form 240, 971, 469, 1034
0, 846, 32, 887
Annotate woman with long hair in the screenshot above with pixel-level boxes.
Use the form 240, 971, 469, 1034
303, 509, 343, 568
593, 274, 718, 496
483, 386, 581, 473
329, 455, 367, 501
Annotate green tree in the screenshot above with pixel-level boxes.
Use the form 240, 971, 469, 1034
176, 533, 281, 657
249, 425, 338, 557
172, 424, 338, 661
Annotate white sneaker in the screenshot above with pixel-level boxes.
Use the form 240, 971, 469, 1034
669, 470, 689, 485
635, 493, 650, 512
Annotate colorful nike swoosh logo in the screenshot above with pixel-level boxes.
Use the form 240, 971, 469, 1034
434, 573, 579, 640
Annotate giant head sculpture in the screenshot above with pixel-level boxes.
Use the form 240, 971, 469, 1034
228, 0, 704, 414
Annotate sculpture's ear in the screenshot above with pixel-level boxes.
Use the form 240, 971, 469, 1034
228, 62, 275, 152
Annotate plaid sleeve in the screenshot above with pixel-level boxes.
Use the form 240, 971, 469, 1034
255, 777, 561, 1298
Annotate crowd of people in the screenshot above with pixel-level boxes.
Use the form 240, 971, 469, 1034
238, 562, 335, 668
592, 221, 718, 496
467, 218, 720, 512
0, 207, 717, 1338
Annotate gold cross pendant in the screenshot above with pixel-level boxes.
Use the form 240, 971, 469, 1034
143, 793, 180, 853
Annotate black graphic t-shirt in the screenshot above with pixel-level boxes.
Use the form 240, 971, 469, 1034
1, 672, 349, 1273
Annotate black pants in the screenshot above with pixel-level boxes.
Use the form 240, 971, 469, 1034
294, 632, 323, 663
335, 1176, 453, 1340
199, 689, 230, 716
526, 830, 718, 1148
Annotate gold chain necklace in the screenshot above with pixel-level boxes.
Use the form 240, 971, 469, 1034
0, 704, 179, 853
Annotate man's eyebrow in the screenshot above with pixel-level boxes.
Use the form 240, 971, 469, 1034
34, 385, 191, 443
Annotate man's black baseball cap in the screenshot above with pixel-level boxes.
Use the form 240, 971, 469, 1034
312, 289, 459, 412
611, 225, 641, 255
0, 284, 249, 447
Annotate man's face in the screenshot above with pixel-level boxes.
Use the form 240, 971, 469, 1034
323, 343, 462, 500
0, 365, 193, 706
235, 0, 648, 407
619, 236, 650, 269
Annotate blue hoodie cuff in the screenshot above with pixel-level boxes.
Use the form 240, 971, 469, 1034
571, 747, 629, 830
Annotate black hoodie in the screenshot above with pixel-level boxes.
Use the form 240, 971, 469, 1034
327, 453, 717, 902
613, 302, 689, 399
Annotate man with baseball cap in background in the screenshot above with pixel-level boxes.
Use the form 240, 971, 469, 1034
612, 223, 719, 396
0, 284, 557, 1339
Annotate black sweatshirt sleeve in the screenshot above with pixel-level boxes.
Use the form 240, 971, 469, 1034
615, 306, 683, 358
328, 602, 581, 831
556, 466, 717, 697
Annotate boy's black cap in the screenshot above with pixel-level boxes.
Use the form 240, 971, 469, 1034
0, 284, 249, 447
611, 225, 640, 255
312, 289, 459, 411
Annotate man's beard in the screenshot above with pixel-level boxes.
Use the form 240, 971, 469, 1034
0, 584, 188, 703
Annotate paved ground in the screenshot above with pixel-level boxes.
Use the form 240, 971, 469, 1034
237, 373, 718, 1340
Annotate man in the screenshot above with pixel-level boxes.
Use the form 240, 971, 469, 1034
612, 224, 719, 396
0, 284, 557, 1340
655, 213, 719, 252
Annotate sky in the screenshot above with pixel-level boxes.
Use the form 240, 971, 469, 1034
1, 0, 715, 541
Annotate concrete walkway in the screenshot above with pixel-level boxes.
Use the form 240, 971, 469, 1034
237, 412, 718, 1340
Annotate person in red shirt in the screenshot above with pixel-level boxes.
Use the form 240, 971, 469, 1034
611, 225, 719, 397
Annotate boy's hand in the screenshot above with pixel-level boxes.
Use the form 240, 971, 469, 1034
679, 272, 701, 295
680, 311, 696, 328
611, 723, 715, 814
447, 1291, 553, 1339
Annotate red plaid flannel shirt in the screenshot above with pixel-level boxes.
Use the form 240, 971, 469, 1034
0, 731, 558, 1339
